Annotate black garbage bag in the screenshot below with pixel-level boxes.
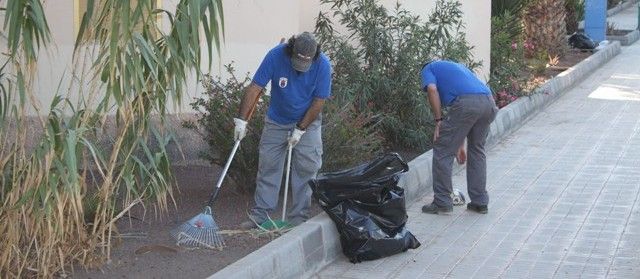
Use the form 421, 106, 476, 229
309, 153, 421, 263
568, 32, 596, 50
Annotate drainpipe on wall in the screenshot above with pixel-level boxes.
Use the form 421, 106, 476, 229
585, 0, 606, 42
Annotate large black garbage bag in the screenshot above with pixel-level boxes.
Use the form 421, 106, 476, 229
309, 153, 421, 263
568, 32, 596, 50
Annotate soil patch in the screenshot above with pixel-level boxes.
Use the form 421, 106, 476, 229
547, 49, 594, 74
74, 164, 322, 278
524, 49, 594, 92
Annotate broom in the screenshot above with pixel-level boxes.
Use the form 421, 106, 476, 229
171, 92, 261, 249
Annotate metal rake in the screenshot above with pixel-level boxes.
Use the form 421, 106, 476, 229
171, 139, 241, 249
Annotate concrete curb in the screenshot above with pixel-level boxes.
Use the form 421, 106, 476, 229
208, 41, 621, 279
607, 0, 639, 16
608, 29, 640, 45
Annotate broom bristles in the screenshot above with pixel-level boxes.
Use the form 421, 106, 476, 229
171, 208, 225, 250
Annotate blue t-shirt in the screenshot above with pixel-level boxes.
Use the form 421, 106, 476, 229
420, 60, 490, 106
252, 44, 332, 124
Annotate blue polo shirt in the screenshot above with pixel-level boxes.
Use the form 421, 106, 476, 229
420, 60, 490, 106
252, 44, 332, 125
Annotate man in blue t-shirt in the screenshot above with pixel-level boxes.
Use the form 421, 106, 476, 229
234, 32, 332, 229
420, 60, 498, 215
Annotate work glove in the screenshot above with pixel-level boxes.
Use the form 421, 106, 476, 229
233, 118, 248, 141
288, 128, 305, 147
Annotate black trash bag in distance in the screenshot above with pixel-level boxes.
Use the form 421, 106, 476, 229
568, 32, 596, 50
309, 153, 421, 263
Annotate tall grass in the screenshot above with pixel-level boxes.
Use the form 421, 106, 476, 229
0, 0, 223, 277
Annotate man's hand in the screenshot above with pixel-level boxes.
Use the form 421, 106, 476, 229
233, 118, 248, 141
456, 144, 467, 165
288, 128, 305, 147
433, 122, 441, 142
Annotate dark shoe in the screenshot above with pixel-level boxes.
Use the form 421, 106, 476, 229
239, 220, 259, 230
421, 202, 453, 215
467, 203, 488, 214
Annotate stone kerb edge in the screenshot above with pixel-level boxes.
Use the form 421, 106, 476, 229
608, 29, 640, 46
209, 217, 340, 279
209, 41, 621, 279
607, 0, 640, 16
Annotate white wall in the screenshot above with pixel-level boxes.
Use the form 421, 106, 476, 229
214, 0, 491, 82
26, 0, 490, 114
376, 1, 491, 80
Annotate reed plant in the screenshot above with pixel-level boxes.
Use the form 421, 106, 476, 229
0, 0, 223, 277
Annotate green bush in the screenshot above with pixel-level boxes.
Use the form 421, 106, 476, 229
321, 102, 384, 172
315, 0, 480, 151
489, 12, 529, 108
565, 0, 585, 34
491, 0, 530, 38
186, 64, 266, 190
188, 64, 384, 189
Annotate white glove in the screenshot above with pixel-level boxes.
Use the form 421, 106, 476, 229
288, 128, 306, 147
233, 118, 248, 141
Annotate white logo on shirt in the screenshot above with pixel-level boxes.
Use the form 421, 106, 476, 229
279, 77, 288, 88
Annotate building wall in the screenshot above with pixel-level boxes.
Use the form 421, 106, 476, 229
29, 0, 490, 114
217, 0, 491, 89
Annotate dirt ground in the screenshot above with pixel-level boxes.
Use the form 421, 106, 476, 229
548, 49, 594, 74
73, 164, 323, 279
525, 48, 594, 91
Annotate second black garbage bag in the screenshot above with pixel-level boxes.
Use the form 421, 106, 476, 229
309, 153, 421, 263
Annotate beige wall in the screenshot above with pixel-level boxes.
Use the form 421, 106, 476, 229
29, 0, 490, 114
216, 0, 491, 83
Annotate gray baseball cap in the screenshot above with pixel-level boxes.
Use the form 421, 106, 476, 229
291, 32, 318, 72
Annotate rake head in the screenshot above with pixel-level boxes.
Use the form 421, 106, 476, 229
170, 206, 225, 250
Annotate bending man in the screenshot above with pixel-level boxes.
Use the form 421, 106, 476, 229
235, 32, 332, 228
420, 60, 498, 215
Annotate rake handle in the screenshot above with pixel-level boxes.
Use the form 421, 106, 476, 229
207, 139, 241, 206
206, 91, 260, 207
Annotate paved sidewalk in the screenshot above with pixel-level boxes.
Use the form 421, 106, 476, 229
314, 25, 640, 279
608, 1, 639, 30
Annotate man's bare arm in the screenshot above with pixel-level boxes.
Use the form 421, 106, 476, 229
297, 98, 326, 130
425, 84, 442, 120
238, 82, 264, 120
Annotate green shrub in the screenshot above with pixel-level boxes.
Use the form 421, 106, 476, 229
315, 0, 480, 151
188, 64, 384, 189
491, 0, 530, 38
186, 64, 266, 191
489, 12, 529, 108
565, 0, 585, 34
321, 103, 384, 172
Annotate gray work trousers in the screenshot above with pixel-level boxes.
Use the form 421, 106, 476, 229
433, 94, 498, 207
250, 115, 323, 225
